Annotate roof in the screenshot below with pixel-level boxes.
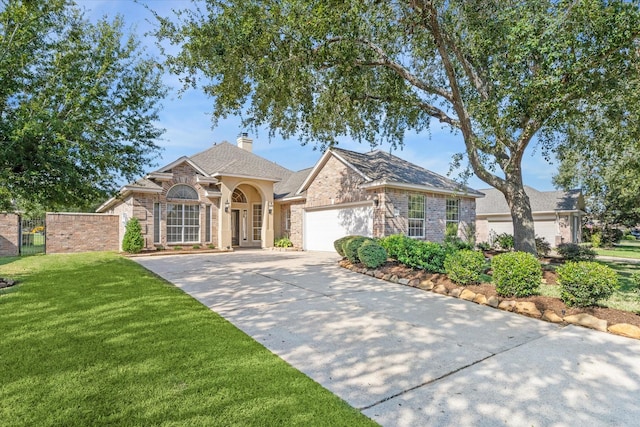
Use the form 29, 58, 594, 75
274, 167, 312, 200
299, 147, 483, 197
476, 186, 583, 215
189, 142, 292, 181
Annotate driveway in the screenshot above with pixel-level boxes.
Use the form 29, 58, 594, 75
135, 250, 640, 427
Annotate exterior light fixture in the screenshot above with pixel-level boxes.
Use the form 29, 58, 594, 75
224, 200, 230, 213
373, 196, 379, 207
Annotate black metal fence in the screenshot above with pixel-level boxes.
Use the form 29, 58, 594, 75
20, 217, 46, 255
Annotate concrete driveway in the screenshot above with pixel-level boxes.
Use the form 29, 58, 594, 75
135, 250, 640, 427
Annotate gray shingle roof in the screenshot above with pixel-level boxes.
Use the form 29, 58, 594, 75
125, 178, 163, 192
331, 148, 483, 196
189, 142, 293, 181
476, 186, 583, 215
274, 168, 312, 199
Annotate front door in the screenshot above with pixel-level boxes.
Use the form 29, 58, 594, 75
231, 209, 240, 246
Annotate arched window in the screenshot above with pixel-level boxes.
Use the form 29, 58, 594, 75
166, 185, 200, 243
232, 188, 247, 203
167, 184, 199, 200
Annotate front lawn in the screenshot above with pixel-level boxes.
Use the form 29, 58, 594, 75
593, 240, 640, 260
0, 253, 375, 427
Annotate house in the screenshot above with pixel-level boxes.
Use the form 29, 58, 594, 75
97, 134, 484, 251
475, 186, 585, 247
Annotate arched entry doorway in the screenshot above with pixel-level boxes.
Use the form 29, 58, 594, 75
229, 184, 263, 247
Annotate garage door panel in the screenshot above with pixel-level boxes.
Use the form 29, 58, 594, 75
304, 206, 373, 251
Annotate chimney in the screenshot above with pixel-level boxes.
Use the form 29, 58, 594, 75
237, 132, 253, 152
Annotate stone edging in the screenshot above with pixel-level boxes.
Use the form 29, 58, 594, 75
340, 261, 640, 341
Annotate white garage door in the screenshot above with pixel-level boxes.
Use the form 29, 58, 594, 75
304, 205, 373, 251
488, 221, 514, 239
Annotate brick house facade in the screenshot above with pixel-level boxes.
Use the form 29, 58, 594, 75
98, 135, 483, 251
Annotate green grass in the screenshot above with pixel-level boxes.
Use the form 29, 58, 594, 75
0, 253, 376, 427
538, 259, 640, 313
593, 240, 640, 260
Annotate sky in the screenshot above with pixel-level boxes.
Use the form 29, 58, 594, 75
77, 0, 559, 191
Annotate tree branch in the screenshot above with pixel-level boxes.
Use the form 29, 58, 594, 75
316, 36, 454, 102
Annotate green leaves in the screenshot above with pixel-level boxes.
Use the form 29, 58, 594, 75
0, 0, 166, 210
156, 0, 640, 252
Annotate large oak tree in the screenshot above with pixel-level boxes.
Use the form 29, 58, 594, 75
0, 0, 166, 211
156, 0, 640, 253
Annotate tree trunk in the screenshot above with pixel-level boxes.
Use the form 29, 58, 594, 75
502, 181, 537, 254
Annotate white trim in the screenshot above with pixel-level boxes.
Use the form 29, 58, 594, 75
196, 175, 219, 184
304, 200, 374, 212
359, 180, 484, 198
122, 185, 163, 194
156, 156, 210, 177
212, 172, 282, 182
146, 172, 174, 181
276, 194, 306, 202
153, 202, 161, 244
205, 190, 222, 198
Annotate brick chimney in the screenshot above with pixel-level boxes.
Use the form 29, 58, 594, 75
237, 132, 253, 152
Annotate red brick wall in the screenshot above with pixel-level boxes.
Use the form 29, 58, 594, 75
0, 213, 19, 256
46, 213, 119, 254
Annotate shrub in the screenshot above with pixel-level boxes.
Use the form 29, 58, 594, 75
491, 251, 541, 297
334, 235, 357, 257
401, 240, 449, 272
207, 243, 216, 249
590, 231, 602, 248
557, 261, 618, 307
192, 244, 201, 249
556, 243, 596, 262
344, 236, 373, 264
357, 241, 388, 268
379, 234, 410, 260
495, 233, 514, 251
122, 218, 144, 254
275, 236, 293, 248
476, 241, 491, 251
444, 250, 486, 285
535, 236, 551, 257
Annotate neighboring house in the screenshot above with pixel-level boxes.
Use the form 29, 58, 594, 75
475, 186, 585, 247
97, 134, 483, 251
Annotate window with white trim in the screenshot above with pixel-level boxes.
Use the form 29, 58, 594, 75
252, 204, 263, 241
408, 194, 425, 237
167, 204, 200, 243
446, 199, 460, 224
284, 206, 291, 231
153, 202, 161, 244
166, 184, 200, 243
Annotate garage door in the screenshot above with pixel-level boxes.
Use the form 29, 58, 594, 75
304, 205, 373, 251
488, 219, 559, 246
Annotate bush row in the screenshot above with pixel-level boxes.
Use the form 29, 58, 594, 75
334, 235, 620, 308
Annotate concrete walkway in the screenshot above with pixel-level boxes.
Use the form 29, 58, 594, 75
135, 250, 640, 427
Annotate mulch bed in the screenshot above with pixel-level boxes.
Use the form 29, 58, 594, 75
367, 260, 640, 328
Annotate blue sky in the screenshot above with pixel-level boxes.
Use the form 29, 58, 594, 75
78, 0, 559, 191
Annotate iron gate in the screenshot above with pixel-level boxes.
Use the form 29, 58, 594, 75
20, 217, 46, 255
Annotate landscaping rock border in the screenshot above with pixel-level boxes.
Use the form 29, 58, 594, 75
0, 277, 17, 289
339, 260, 640, 341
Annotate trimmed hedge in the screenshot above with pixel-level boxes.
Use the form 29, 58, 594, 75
344, 236, 374, 264
556, 243, 596, 262
557, 261, 618, 307
379, 234, 452, 273
491, 251, 541, 297
357, 241, 388, 269
334, 235, 357, 257
122, 218, 144, 254
444, 250, 486, 285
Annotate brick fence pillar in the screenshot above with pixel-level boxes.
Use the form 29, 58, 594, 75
0, 213, 20, 257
